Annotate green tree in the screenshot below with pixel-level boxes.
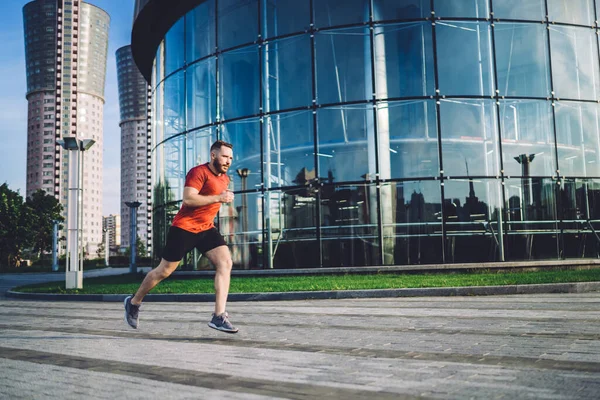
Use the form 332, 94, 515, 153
136, 235, 146, 258
0, 183, 29, 266
96, 240, 105, 259
22, 189, 64, 259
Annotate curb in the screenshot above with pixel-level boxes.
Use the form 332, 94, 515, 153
6, 281, 600, 302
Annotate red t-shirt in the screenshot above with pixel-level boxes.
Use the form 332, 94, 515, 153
171, 163, 230, 233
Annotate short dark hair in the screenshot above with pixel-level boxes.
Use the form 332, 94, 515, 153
210, 140, 233, 152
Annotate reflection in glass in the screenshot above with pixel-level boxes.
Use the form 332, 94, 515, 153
561, 179, 599, 258
382, 181, 443, 265
219, 46, 259, 120
547, 0, 594, 26
218, 0, 258, 50
220, 191, 264, 269
164, 18, 184, 76
164, 135, 186, 203
313, 0, 369, 28
550, 26, 600, 101
264, 111, 315, 188
317, 105, 374, 182
444, 179, 502, 262
492, 0, 545, 20
440, 99, 499, 177
163, 71, 185, 138
373, 0, 431, 20
500, 100, 556, 177
263, 35, 311, 112
436, 21, 494, 96
504, 178, 559, 260
321, 183, 379, 266
315, 27, 371, 104
186, 127, 216, 172
269, 188, 319, 268
434, 0, 489, 18
555, 102, 600, 177
221, 118, 261, 191
263, 0, 309, 38
495, 23, 551, 97
378, 100, 439, 179
186, 59, 216, 130
186, 0, 215, 62
374, 22, 434, 99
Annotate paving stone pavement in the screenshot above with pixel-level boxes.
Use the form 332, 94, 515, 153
0, 291, 599, 399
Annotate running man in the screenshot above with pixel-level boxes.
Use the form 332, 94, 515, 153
124, 140, 238, 333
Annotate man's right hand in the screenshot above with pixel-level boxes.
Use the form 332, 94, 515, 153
219, 190, 234, 203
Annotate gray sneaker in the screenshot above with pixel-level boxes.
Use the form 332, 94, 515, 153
124, 295, 140, 329
208, 312, 238, 333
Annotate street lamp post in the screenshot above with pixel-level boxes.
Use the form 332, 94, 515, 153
57, 137, 95, 289
125, 201, 142, 274
103, 227, 110, 267
52, 220, 59, 272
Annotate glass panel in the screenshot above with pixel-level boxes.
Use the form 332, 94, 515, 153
155, 42, 164, 85
500, 100, 556, 177
153, 82, 163, 147
219, 46, 259, 120
164, 135, 186, 202
374, 22, 435, 99
264, 110, 315, 188
164, 17, 185, 76
185, 0, 216, 62
218, 0, 258, 50
317, 104, 374, 182
555, 102, 600, 177
561, 179, 600, 258
436, 21, 494, 96
434, 0, 489, 18
504, 178, 559, 260
444, 179, 503, 262
315, 27, 372, 104
378, 100, 439, 179
263, 35, 311, 112
495, 23, 551, 97
163, 71, 185, 138
321, 183, 379, 267
186, 59, 216, 130
313, 0, 369, 28
381, 180, 443, 265
373, 0, 431, 21
263, 0, 310, 38
221, 118, 262, 191
548, 0, 594, 25
440, 99, 499, 177
186, 127, 216, 171
270, 188, 319, 268
492, 0, 545, 20
221, 191, 264, 269
550, 26, 600, 101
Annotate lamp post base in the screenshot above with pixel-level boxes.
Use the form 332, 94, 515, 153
65, 271, 83, 289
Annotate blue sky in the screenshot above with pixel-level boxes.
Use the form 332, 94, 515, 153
0, 0, 136, 216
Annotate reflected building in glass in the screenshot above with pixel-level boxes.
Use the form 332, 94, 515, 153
132, 0, 600, 269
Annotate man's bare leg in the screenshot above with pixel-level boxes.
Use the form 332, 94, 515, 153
205, 245, 233, 315
131, 258, 180, 305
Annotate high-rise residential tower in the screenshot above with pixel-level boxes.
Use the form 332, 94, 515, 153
116, 45, 151, 254
23, 0, 110, 257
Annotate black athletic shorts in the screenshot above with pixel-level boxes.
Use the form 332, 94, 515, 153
161, 226, 227, 262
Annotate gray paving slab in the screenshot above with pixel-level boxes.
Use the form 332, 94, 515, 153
0, 293, 599, 399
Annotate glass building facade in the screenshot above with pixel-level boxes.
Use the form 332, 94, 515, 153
133, 0, 600, 269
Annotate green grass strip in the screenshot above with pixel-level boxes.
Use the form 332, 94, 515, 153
12, 268, 600, 295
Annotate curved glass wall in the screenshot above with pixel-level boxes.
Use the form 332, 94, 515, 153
151, 0, 600, 269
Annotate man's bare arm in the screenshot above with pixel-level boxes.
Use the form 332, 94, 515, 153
182, 186, 234, 208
